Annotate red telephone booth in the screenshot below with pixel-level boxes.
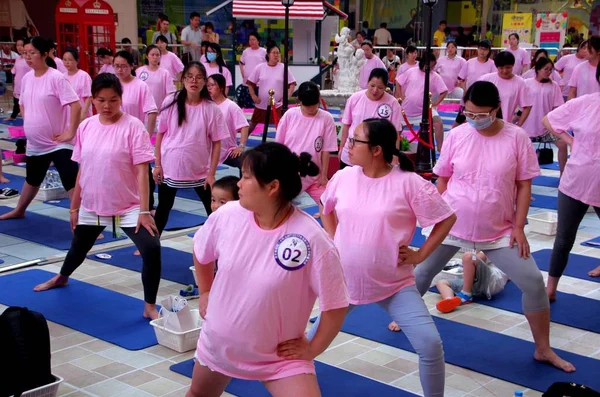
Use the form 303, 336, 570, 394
55, 0, 116, 77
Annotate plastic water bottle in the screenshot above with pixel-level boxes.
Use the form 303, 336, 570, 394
514, 392, 524, 397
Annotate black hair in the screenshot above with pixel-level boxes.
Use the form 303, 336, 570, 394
208, 73, 226, 94
265, 43, 280, 61
114, 50, 136, 76
15, 37, 25, 45
122, 37, 132, 44
457, 26, 464, 34
597, 62, 600, 85
160, 14, 170, 23
46, 57, 57, 69
362, 21, 369, 28
439, 20, 447, 26
509, 33, 519, 41
190, 11, 200, 20
578, 39, 589, 51
533, 48, 548, 62
146, 44, 159, 56
206, 42, 226, 73
92, 72, 123, 97
446, 41, 458, 50
368, 68, 389, 85
30, 36, 51, 57
494, 51, 515, 67
164, 61, 212, 126
362, 118, 414, 172
406, 45, 417, 54
240, 142, 319, 204
63, 48, 79, 62
419, 51, 436, 70
486, 23, 491, 29
213, 176, 240, 200
380, 22, 387, 28
156, 35, 169, 45
361, 40, 374, 49
96, 47, 113, 57
463, 81, 504, 120
589, 35, 600, 52
477, 40, 492, 60
356, 31, 365, 39
534, 57, 553, 81
205, 22, 215, 31
249, 32, 261, 42
297, 81, 320, 106
49, 41, 57, 50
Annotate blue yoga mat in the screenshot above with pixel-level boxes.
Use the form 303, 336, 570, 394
301, 206, 323, 227
0, 118, 23, 126
432, 282, 600, 333
410, 227, 425, 248
45, 199, 207, 231
316, 304, 600, 392
0, 206, 126, 250
0, 269, 157, 350
533, 175, 560, 188
540, 162, 561, 171
534, 249, 600, 283
530, 194, 558, 210
0, 172, 26, 191
582, 236, 600, 250
89, 246, 195, 286
170, 359, 418, 397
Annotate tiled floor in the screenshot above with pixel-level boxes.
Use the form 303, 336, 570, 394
0, 117, 599, 396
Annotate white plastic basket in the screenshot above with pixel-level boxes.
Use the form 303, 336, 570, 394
21, 376, 64, 397
527, 212, 558, 236
150, 309, 203, 353
35, 187, 68, 201
190, 266, 199, 286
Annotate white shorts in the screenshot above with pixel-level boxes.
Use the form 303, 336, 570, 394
421, 226, 511, 251
78, 207, 140, 228
406, 108, 440, 126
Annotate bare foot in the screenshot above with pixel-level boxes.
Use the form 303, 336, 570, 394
0, 176, 9, 183
388, 321, 401, 332
0, 209, 25, 220
588, 265, 600, 277
313, 213, 321, 219
96, 233, 105, 241
33, 274, 69, 292
3, 117, 15, 122
534, 349, 576, 372
143, 304, 159, 320
133, 250, 141, 256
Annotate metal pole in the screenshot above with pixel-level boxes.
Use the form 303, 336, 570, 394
415, 2, 435, 174
283, 5, 290, 113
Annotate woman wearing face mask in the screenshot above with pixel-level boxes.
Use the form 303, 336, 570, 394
340, 68, 402, 169
434, 41, 466, 99
202, 42, 232, 96
63, 49, 93, 120
555, 40, 588, 100
156, 35, 184, 81
568, 35, 600, 100
239, 32, 267, 108
522, 49, 563, 85
136, 45, 176, 115
4, 38, 30, 121
414, 81, 575, 374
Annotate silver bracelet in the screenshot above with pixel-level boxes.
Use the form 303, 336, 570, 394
139, 211, 152, 215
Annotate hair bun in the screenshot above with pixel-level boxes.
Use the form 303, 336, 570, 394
298, 152, 320, 177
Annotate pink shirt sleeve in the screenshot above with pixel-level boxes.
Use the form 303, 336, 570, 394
72, 122, 85, 163
321, 170, 343, 212
390, 100, 403, 130
308, 248, 349, 311
247, 64, 260, 85
433, 131, 455, 177
224, 68, 233, 87
141, 84, 158, 115
240, 50, 247, 65
193, 212, 219, 264
432, 73, 448, 94
82, 73, 92, 99
158, 96, 174, 133
322, 114, 338, 152
546, 99, 576, 133
554, 55, 567, 71
130, 120, 154, 165
231, 103, 249, 131
515, 131, 541, 181
396, 70, 409, 86
518, 80, 533, 108
341, 94, 357, 125
275, 112, 288, 144
409, 177, 455, 228
165, 72, 176, 96
568, 65, 580, 88
174, 55, 184, 74
208, 105, 230, 142
552, 83, 565, 108
458, 62, 468, 80
55, 73, 80, 106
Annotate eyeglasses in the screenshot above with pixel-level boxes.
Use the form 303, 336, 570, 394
113, 64, 131, 70
185, 75, 204, 82
23, 51, 40, 57
349, 137, 369, 148
463, 110, 494, 120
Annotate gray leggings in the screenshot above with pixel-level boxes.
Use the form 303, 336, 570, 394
414, 244, 549, 313
307, 286, 445, 397
549, 191, 600, 278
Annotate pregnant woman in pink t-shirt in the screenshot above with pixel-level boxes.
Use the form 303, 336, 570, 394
187, 143, 348, 396
309, 118, 456, 397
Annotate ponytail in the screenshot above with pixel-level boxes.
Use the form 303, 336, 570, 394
363, 118, 415, 173
393, 148, 415, 172
298, 152, 320, 177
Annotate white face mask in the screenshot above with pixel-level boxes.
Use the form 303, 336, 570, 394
466, 115, 495, 130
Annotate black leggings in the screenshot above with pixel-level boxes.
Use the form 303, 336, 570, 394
59, 225, 162, 304
223, 156, 242, 176
154, 183, 212, 235
549, 191, 600, 278
148, 165, 155, 209
10, 97, 19, 119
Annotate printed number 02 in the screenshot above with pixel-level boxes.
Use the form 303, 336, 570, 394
282, 248, 302, 262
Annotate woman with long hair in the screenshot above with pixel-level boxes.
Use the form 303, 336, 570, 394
522, 49, 562, 84
202, 42, 232, 96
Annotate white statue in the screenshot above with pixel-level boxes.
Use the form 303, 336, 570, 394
334, 27, 365, 93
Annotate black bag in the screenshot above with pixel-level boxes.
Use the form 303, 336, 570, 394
537, 141, 554, 165
543, 382, 600, 397
0, 307, 54, 397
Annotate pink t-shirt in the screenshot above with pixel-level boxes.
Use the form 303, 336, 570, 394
217, 98, 249, 163
12, 56, 31, 98
136, 66, 176, 112
505, 47, 530, 75
434, 122, 540, 241
72, 114, 154, 216
193, 202, 348, 381
19, 68, 80, 154
546, 93, 600, 207
240, 47, 267, 85
247, 63, 296, 110
359, 55, 387, 89
53, 57, 68, 74
397, 68, 448, 118
555, 54, 587, 96
397, 62, 417, 75
321, 166, 454, 304
521, 68, 562, 86
568, 61, 600, 98
159, 51, 184, 79
458, 58, 497, 89
121, 78, 158, 122
521, 79, 564, 138
99, 64, 115, 74
158, 95, 229, 180
202, 62, 233, 87
478, 73, 532, 120
434, 55, 467, 93
65, 70, 93, 119
275, 107, 338, 190
340, 91, 403, 165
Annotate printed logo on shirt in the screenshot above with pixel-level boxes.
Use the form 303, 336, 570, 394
138, 71, 149, 81
274, 234, 311, 271
377, 103, 392, 119
314, 136, 324, 152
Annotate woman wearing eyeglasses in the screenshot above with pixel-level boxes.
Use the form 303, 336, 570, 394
414, 81, 575, 373
153, 62, 229, 236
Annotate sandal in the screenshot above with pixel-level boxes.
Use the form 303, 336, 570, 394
436, 296, 462, 313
